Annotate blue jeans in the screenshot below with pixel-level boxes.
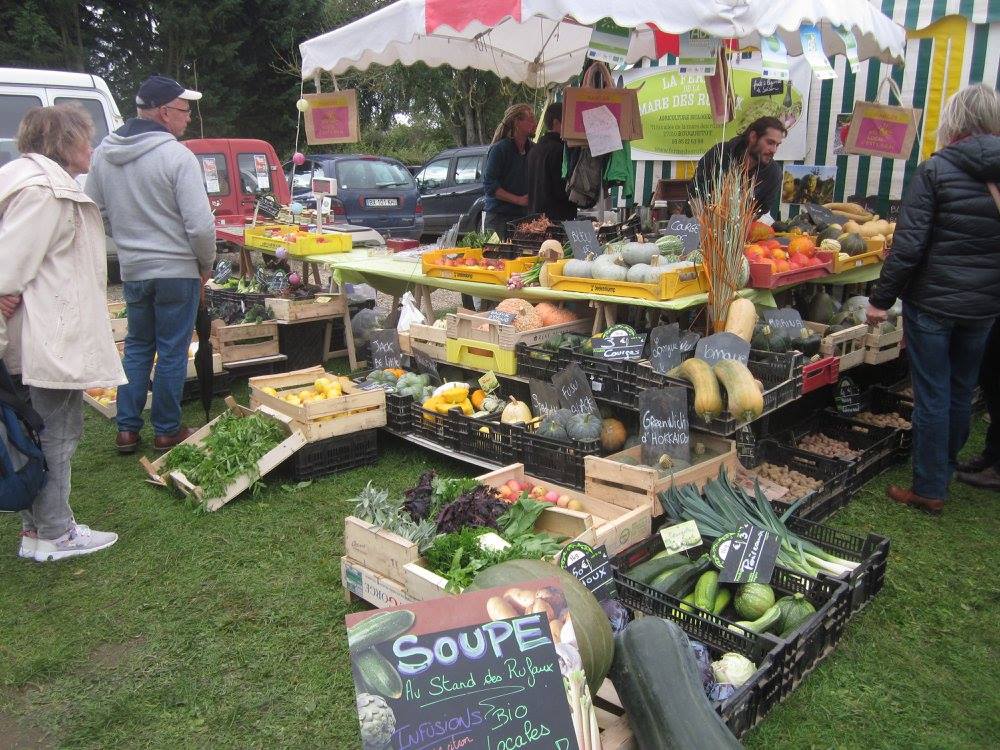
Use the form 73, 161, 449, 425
904, 303, 995, 500
118, 278, 200, 436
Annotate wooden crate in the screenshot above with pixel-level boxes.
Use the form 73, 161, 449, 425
341, 556, 419, 608
805, 321, 867, 371
864, 319, 904, 365
83, 390, 150, 419
265, 294, 346, 322
476, 464, 652, 554
398, 331, 412, 355
584, 433, 738, 510
446, 309, 592, 350
108, 302, 127, 342
248, 365, 386, 442
408, 322, 447, 360
344, 516, 421, 581
141, 398, 306, 512
210, 320, 280, 364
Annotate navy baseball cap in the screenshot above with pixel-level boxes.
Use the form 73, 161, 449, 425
135, 75, 202, 109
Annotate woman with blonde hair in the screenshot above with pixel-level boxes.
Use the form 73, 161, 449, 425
867, 83, 1000, 514
482, 103, 536, 239
0, 104, 125, 560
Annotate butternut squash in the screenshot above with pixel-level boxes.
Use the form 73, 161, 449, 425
713, 359, 764, 422
669, 358, 723, 421
723, 298, 757, 343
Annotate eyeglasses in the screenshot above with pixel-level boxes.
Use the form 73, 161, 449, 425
162, 105, 192, 114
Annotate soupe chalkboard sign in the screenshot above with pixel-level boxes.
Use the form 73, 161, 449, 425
370, 329, 403, 370
346, 579, 581, 750
553, 363, 600, 416
695, 332, 750, 366
638, 386, 690, 466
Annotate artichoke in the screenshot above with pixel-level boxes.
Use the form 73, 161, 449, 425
357, 693, 395, 749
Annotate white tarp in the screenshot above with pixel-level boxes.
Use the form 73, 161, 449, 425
300, 0, 907, 87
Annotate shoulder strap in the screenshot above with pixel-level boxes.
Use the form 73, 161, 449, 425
987, 182, 1000, 216
0, 363, 43, 434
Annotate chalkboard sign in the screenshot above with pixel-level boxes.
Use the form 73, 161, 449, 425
648, 324, 698, 374
486, 309, 517, 326
714, 523, 780, 585
213, 259, 234, 285
638, 387, 690, 467
835, 376, 861, 415
560, 542, 617, 602
665, 215, 701, 254
529, 379, 562, 418
735, 425, 758, 467
750, 77, 785, 97
409, 348, 440, 383
591, 324, 647, 360
346, 580, 580, 750
762, 307, 804, 334
804, 203, 836, 227
266, 270, 289, 296
696, 332, 750, 366
370, 329, 403, 370
553, 363, 599, 416
562, 220, 601, 258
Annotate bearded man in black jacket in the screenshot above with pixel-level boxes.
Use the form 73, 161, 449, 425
866, 84, 1000, 514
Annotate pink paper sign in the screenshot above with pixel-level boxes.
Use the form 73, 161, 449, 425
313, 105, 350, 140
853, 117, 911, 154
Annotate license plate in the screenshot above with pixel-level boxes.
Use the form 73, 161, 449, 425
365, 198, 399, 207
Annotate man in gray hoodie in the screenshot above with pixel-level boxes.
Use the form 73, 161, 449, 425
86, 75, 216, 454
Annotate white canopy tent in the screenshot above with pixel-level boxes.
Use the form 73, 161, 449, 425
300, 0, 906, 86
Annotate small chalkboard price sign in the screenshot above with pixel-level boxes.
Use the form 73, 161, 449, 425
762, 307, 805, 333
665, 215, 701, 255
695, 332, 750, 366
408, 348, 440, 382
370, 329, 403, 370
835, 376, 861, 415
713, 523, 780, 585
562, 220, 601, 258
345, 579, 580, 750
804, 202, 836, 227
560, 542, 617, 602
553, 363, 600, 416
649, 324, 699, 374
486, 309, 517, 326
750, 76, 785, 97
528, 379, 562, 418
638, 386, 690, 466
591, 324, 647, 360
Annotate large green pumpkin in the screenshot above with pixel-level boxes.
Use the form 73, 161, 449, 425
467, 559, 614, 695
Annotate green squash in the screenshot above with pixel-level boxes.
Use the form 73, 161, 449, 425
806, 289, 839, 324
563, 255, 594, 278
734, 583, 776, 620
552, 408, 576, 426
622, 241, 659, 266
838, 232, 868, 256
592, 256, 628, 282
468, 560, 613, 696
536, 417, 569, 441
817, 224, 842, 242
566, 411, 603, 442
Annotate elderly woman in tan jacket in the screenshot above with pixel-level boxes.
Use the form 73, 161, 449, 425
0, 104, 125, 562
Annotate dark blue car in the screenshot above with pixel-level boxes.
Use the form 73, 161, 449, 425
284, 154, 424, 240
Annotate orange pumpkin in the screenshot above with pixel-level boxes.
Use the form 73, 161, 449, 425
748, 221, 775, 242
788, 236, 816, 257
770, 249, 787, 261
471, 389, 486, 409
600, 418, 628, 452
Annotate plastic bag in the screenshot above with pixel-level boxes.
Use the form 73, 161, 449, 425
396, 291, 425, 333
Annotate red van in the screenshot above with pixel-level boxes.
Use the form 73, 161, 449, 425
183, 138, 290, 230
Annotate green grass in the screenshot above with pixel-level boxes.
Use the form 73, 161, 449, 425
1, 382, 998, 749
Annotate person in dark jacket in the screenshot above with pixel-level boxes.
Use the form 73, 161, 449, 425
526, 103, 576, 222
954, 321, 1000, 489
482, 103, 535, 239
866, 84, 1000, 514
692, 117, 786, 217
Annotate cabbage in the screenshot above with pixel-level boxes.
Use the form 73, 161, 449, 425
711, 652, 756, 687
655, 234, 685, 255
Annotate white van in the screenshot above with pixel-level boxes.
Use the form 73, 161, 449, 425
0, 67, 124, 276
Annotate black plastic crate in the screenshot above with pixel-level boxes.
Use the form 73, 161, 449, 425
279, 429, 378, 481
180, 370, 232, 403
514, 342, 571, 381
482, 242, 532, 260
774, 413, 900, 496
520, 429, 600, 490
277, 319, 329, 370
506, 213, 567, 240
565, 350, 641, 409
613, 576, 787, 739
612, 532, 851, 699
750, 439, 853, 523
409, 400, 458, 449
834, 386, 913, 453
206, 287, 266, 311
649, 351, 802, 436
786, 516, 891, 615
385, 391, 415, 432
446, 413, 525, 466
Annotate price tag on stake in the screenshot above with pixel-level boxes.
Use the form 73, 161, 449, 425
478, 370, 500, 394
486, 309, 517, 325
529, 379, 562, 417
762, 307, 804, 333
553, 363, 600, 416
659, 520, 702, 555
561, 542, 617, 602
639, 387, 690, 467
648, 323, 683, 374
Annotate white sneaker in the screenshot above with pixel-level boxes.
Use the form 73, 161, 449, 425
18, 531, 38, 559
34, 524, 118, 562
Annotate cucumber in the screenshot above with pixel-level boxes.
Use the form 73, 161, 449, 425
693, 570, 719, 612
356, 647, 403, 699
347, 609, 415, 652
679, 592, 697, 613
627, 552, 690, 585
712, 587, 732, 616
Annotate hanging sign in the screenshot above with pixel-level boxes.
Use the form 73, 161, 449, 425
587, 17, 632, 66
695, 332, 750, 366
562, 220, 601, 258
303, 90, 360, 145
713, 523, 780, 585
345, 580, 581, 750
591, 324, 647, 360
560, 542, 617, 603
678, 31, 720, 76
638, 387, 690, 467
800, 25, 837, 80
370, 329, 403, 370
751, 77, 785, 97
834, 26, 860, 74
553, 363, 600, 416
529, 379, 562, 418
759, 35, 790, 81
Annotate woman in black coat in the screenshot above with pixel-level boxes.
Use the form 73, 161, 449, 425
866, 84, 1000, 515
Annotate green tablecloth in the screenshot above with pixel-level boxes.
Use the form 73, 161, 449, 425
810, 262, 884, 286
322, 254, 778, 310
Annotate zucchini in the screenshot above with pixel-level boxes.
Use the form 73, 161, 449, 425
355, 647, 404, 699
713, 587, 732, 616
651, 556, 712, 597
693, 570, 720, 612
347, 609, 415, 652
609, 617, 744, 749
731, 602, 783, 635
627, 552, 690, 585
679, 592, 697, 613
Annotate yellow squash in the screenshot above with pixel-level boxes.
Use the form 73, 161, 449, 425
669, 358, 723, 421
712, 360, 764, 422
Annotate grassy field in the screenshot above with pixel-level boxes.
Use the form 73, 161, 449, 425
1, 381, 998, 749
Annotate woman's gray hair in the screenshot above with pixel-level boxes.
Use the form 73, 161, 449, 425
938, 84, 1000, 146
